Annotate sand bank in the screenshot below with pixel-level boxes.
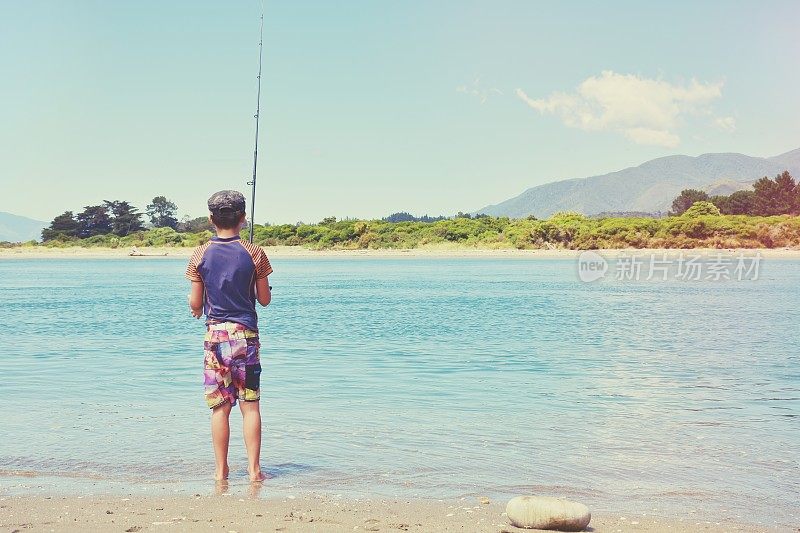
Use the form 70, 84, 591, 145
0, 493, 774, 532
2, 245, 800, 260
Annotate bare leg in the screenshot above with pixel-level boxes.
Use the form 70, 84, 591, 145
239, 400, 266, 481
210, 401, 232, 480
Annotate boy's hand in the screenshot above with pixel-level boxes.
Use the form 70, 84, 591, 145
255, 277, 271, 307
188, 293, 202, 319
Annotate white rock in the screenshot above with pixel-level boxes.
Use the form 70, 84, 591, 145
505, 495, 591, 531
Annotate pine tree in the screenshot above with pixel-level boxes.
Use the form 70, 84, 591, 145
76, 205, 113, 237
104, 200, 145, 236
41, 211, 80, 241
146, 196, 179, 229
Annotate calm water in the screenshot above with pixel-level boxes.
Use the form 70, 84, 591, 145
0, 256, 797, 526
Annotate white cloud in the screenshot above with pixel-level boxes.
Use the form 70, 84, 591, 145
516, 71, 729, 147
457, 76, 503, 104
715, 116, 736, 132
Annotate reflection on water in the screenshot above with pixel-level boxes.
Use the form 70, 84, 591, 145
0, 257, 798, 527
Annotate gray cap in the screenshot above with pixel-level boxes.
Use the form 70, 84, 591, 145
207, 190, 246, 214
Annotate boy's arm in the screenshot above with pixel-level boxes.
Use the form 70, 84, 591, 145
255, 276, 271, 307
185, 246, 207, 318
252, 246, 272, 307
188, 281, 204, 318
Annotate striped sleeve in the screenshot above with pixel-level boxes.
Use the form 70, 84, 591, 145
255, 247, 273, 279
185, 244, 208, 282
241, 241, 273, 279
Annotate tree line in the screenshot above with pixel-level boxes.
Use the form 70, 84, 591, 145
671, 171, 799, 216
41, 196, 212, 241
382, 211, 449, 223
245, 210, 800, 250
26, 207, 800, 251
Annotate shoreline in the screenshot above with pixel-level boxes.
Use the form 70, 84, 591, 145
2, 245, 800, 259
0, 493, 778, 532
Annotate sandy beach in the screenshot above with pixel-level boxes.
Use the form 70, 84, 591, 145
0, 493, 776, 532
1, 245, 799, 260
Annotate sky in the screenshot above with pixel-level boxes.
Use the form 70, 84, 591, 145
1, 0, 798, 224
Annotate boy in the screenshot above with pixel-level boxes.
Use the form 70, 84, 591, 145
185, 190, 272, 482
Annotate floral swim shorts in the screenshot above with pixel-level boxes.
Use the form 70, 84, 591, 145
203, 321, 261, 409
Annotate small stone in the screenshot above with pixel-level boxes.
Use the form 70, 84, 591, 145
479, 497, 490, 505
505, 495, 591, 531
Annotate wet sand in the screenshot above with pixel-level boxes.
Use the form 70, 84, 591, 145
1, 245, 799, 260
0, 493, 776, 532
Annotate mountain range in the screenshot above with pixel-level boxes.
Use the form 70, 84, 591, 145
0, 212, 47, 243
475, 147, 800, 218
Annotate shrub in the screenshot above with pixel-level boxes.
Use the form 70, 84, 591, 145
683, 201, 721, 217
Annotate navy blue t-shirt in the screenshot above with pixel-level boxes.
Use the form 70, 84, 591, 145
185, 236, 272, 331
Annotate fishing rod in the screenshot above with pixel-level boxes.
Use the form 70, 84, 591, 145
247, 6, 264, 243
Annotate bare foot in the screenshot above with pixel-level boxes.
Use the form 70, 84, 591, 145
215, 465, 229, 481
249, 469, 268, 482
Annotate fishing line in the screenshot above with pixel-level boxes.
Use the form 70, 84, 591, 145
247, 2, 264, 243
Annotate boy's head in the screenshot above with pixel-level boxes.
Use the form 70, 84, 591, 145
207, 190, 247, 230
